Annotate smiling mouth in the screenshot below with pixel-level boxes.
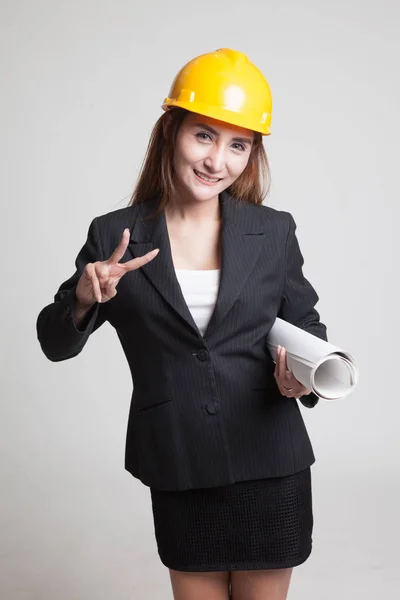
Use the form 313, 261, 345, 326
193, 169, 222, 183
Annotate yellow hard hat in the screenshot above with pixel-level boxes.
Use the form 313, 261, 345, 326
161, 48, 273, 135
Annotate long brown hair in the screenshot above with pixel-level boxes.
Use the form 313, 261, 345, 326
127, 107, 271, 218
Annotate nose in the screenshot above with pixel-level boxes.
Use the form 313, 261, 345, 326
203, 145, 226, 174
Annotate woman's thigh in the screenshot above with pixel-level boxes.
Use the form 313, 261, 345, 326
169, 568, 231, 600
230, 567, 293, 600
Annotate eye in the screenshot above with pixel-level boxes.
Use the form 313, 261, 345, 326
195, 132, 247, 152
195, 132, 212, 141
232, 142, 246, 152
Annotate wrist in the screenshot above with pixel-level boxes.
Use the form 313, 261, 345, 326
74, 289, 96, 312
76, 299, 96, 312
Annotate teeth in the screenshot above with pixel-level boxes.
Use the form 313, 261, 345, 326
195, 170, 220, 183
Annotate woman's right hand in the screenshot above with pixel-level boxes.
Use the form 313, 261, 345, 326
75, 228, 160, 307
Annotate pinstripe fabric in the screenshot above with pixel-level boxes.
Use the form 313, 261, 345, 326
36, 190, 327, 491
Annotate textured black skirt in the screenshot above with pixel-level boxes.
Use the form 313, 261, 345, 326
150, 467, 313, 572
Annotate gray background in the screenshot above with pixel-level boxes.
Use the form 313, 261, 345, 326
1, 0, 399, 598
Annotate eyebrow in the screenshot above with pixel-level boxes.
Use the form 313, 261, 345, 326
193, 122, 254, 145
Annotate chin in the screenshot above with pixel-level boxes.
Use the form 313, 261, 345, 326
179, 181, 219, 202
192, 185, 219, 197
175, 170, 229, 202
193, 189, 222, 203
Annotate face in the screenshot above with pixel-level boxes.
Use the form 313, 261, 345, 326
172, 112, 255, 204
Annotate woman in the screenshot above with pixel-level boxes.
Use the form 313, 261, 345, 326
37, 48, 327, 600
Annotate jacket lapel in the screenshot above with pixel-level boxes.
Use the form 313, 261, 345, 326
127, 191, 266, 340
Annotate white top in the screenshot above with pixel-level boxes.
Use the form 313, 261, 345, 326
175, 268, 220, 335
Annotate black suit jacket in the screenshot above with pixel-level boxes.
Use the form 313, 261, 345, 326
37, 191, 327, 491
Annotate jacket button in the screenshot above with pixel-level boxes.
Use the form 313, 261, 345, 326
206, 402, 220, 415
197, 349, 209, 361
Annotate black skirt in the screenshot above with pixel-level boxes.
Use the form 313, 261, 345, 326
150, 467, 313, 572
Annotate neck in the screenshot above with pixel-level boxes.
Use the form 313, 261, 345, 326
165, 193, 221, 225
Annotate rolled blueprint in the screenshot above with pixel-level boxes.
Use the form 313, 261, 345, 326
266, 318, 359, 401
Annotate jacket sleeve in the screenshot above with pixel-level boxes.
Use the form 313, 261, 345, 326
36, 217, 107, 362
277, 213, 328, 408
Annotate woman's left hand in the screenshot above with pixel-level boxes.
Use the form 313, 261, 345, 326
274, 345, 312, 398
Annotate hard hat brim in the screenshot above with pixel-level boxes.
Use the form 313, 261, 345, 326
161, 99, 271, 136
